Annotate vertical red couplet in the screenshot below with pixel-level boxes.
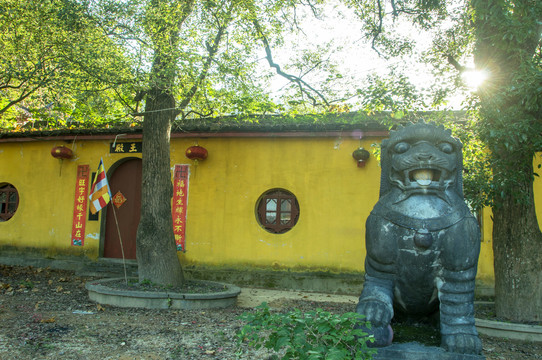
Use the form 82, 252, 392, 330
172, 164, 189, 251
71, 165, 90, 246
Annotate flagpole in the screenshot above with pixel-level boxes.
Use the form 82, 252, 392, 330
110, 203, 128, 285
89, 158, 128, 284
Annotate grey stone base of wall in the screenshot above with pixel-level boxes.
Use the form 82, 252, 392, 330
0, 253, 90, 272
0, 254, 495, 297
179, 267, 494, 298
373, 343, 486, 360
0, 254, 139, 278
183, 266, 366, 295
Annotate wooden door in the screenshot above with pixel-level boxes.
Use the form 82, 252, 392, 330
103, 158, 142, 259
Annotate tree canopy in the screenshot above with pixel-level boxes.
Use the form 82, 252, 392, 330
0, 0, 470, 128
0, 0, 135, 128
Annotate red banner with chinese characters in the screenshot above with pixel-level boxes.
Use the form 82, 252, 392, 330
71, 165, 90, 246
172, 164, 189, 252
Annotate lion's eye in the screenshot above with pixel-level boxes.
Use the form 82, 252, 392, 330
394, 142, 410, 154
439, 142, 453, 154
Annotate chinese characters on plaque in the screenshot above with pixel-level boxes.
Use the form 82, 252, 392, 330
109, 142, 142, 154
71, 165, 90, 246
172, 164, 189, 252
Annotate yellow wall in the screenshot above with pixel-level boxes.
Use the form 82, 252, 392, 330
173, 136, 380, 273
0, 135, 500, 281
534, 155, 542, 228
0, 139, 127, 258
477, 208, 495, 285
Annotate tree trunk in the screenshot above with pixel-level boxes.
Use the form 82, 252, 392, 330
136, 86, 184, 286
492, 156, 542, 321
133, 0, 198, 287
471, 0, 542, 322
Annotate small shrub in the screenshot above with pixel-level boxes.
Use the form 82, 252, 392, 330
237, 303, 376, 360
19, 280, 34, 289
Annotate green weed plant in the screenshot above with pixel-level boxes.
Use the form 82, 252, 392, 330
237, 303, 376, 360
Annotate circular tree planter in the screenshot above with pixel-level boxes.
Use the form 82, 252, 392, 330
475, 318, 542, 343
86, 277, 241, 310
474, 301, 542, 343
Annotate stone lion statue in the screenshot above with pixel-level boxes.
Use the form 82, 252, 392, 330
356, 122, 482, 354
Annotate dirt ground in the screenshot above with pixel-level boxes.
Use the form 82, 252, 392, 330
0, 265, 540, 360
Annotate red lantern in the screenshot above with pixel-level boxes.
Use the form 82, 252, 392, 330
352, 147, 370, 167
185, 145, 208, 161
51, 145, 74, 160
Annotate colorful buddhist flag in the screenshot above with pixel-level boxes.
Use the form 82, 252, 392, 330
89, 158, 111, 214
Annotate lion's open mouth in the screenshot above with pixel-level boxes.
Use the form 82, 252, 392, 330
409, 169, 441, 187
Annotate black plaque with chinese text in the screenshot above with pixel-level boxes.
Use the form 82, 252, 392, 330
109, 142, 142, 154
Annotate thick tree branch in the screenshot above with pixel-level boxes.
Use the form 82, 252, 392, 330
446, 55, 467, 72
177, 14, 229, 113
371, 0, 384, 56
391, 0, 398, 16
133, 5, 231, 117
181, 109, 213, 120
0, 84, 41, 115
0, 62, 61, 115
252, 19, 329, 107
111, 87, 137, 114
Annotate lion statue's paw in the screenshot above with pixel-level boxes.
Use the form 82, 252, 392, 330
356, 299, 393, 327
441, 333, 483, 354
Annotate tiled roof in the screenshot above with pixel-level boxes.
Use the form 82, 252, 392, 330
0, 111, 466, 140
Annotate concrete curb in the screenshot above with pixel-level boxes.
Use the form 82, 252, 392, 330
475, 318, 542, 343
86, 277, 241, 310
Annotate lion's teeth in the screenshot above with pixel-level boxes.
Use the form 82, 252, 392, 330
417, 179, 431, 186
413, 169, 433, 186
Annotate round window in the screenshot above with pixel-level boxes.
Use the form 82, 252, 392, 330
0, 183, 19, 221
256, 189, 299, 234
